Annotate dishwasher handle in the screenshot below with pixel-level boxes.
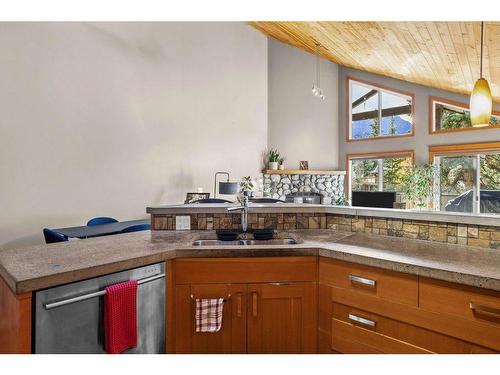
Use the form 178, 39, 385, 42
44, 273, 165, 310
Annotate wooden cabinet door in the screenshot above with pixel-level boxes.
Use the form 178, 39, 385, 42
174, 283, 247, 353
247, 282, 316, 353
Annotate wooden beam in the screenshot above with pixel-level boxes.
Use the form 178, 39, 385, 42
352, 89, 377, 109
352, 105, 412, 122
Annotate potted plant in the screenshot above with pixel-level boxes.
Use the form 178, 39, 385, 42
240, 176, 254, 197
268, 149, 280, 170
334, 195, 350, 206
278, 157, 285, 170
401, 164, 437, 210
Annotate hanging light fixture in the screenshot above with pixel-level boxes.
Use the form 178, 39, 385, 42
311, 43, 325, 100
470, 21, 492, 127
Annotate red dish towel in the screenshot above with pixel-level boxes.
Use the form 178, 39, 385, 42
104, 280, 138, 354
195, 298, 224, 333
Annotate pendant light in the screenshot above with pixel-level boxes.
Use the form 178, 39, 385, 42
470, 21, 492, 127
311, 43, 325, 100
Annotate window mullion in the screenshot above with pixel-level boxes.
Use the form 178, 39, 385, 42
433, 156, 441, 210
474, 154, 481, 214
378, 158, 384, 191
378, 90, 382, 136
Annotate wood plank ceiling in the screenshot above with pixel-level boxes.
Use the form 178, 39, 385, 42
250, 22, 500, 103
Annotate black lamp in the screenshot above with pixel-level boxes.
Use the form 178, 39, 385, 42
214, 172, 238, 198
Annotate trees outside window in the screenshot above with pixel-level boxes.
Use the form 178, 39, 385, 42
348, 152, 413, 199
349, 78, 414, 140
431, 145, 500, 215
430, 97, 500, 133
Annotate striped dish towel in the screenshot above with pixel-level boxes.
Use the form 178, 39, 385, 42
195, 298, 224, 333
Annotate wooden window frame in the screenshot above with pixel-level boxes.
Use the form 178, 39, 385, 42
429, 141, 500, 161
346, 150, 415, 200
429, 96, 500, 135
429, 142, 500, 214
346, 76, 416, 142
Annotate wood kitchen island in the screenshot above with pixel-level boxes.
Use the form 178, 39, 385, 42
1, 225, 500, 354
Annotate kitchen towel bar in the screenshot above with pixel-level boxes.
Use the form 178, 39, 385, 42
190, 294, 231, 302
43, 273, 165, 310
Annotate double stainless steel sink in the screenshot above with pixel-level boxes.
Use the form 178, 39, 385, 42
192, 238, 298, 246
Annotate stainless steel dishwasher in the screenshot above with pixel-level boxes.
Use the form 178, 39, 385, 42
34, 262, 165, 354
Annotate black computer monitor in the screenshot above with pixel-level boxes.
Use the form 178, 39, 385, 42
351, 191, 396, 208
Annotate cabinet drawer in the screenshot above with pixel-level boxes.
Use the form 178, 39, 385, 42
175, 257, 317, 284
420, 277, 500, 327
331, 327, 383, 354
332, 302, 493, 354
331, 318, 430, 354
320, 258, 418, 307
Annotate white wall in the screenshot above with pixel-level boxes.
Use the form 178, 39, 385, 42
268, 39, 339, 170
0, 22, 268, 248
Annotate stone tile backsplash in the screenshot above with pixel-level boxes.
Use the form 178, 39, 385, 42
151, 213, 499, 250
262, 174, 345, 203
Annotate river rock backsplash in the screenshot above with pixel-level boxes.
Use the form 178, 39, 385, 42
263, 173, 345, 203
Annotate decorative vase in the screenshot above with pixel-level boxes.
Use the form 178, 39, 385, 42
278, 164, 284, 170
269, 161, 278, 170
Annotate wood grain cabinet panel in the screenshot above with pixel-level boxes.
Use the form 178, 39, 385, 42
175, 257, 317, 284
247, 282, 316, 353
319, 258, 418, 307
319, 258, 499, 354
174, 283, 247, 353
0, 277, 32, 354
170, 258, 317, 354
332, 319, 431, 354
332, 302, 491, 354
420, 277, 500, 327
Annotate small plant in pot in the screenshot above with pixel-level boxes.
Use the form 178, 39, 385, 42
268, 149, 280, 170
335, 195, 350, 206
401, 163, 437, 210
278, 157, 285, 170
240, 176, 254, 197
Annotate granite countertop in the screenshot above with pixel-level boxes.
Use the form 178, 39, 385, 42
146, 203, 500, 227
1, 229, 500, 294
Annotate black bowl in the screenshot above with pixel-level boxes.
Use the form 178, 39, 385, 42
253, 229, 274, 241
216, 229, 239, 241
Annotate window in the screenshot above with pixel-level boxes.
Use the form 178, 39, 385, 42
430, 97, 500, 134
347, 151, 414, 199
430, 143, 500, 215
348, 77, 414, 141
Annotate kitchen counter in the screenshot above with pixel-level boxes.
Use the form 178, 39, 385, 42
146, 203, 500, 227
1, 229, 500, 294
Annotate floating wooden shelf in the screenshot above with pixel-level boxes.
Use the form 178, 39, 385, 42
262, 169, 346, 175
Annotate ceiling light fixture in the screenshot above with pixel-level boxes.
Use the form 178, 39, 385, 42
312, 43, 325, 100
470, 21, 492, 127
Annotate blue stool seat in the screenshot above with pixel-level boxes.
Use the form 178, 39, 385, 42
86, 217, 118, 226
43, 228, 68, 244
120, 223, 151, 233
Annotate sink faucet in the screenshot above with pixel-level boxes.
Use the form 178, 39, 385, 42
227, 196, 249, 232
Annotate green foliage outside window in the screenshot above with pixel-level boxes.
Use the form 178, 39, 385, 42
480, 154, 500, 190
401, 164, 436, 209
438, 106, 499, 130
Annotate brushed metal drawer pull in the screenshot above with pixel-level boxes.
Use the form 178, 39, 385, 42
349, 275, 376, 287
348, 313, 376, 327
470, 302, 500, 317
